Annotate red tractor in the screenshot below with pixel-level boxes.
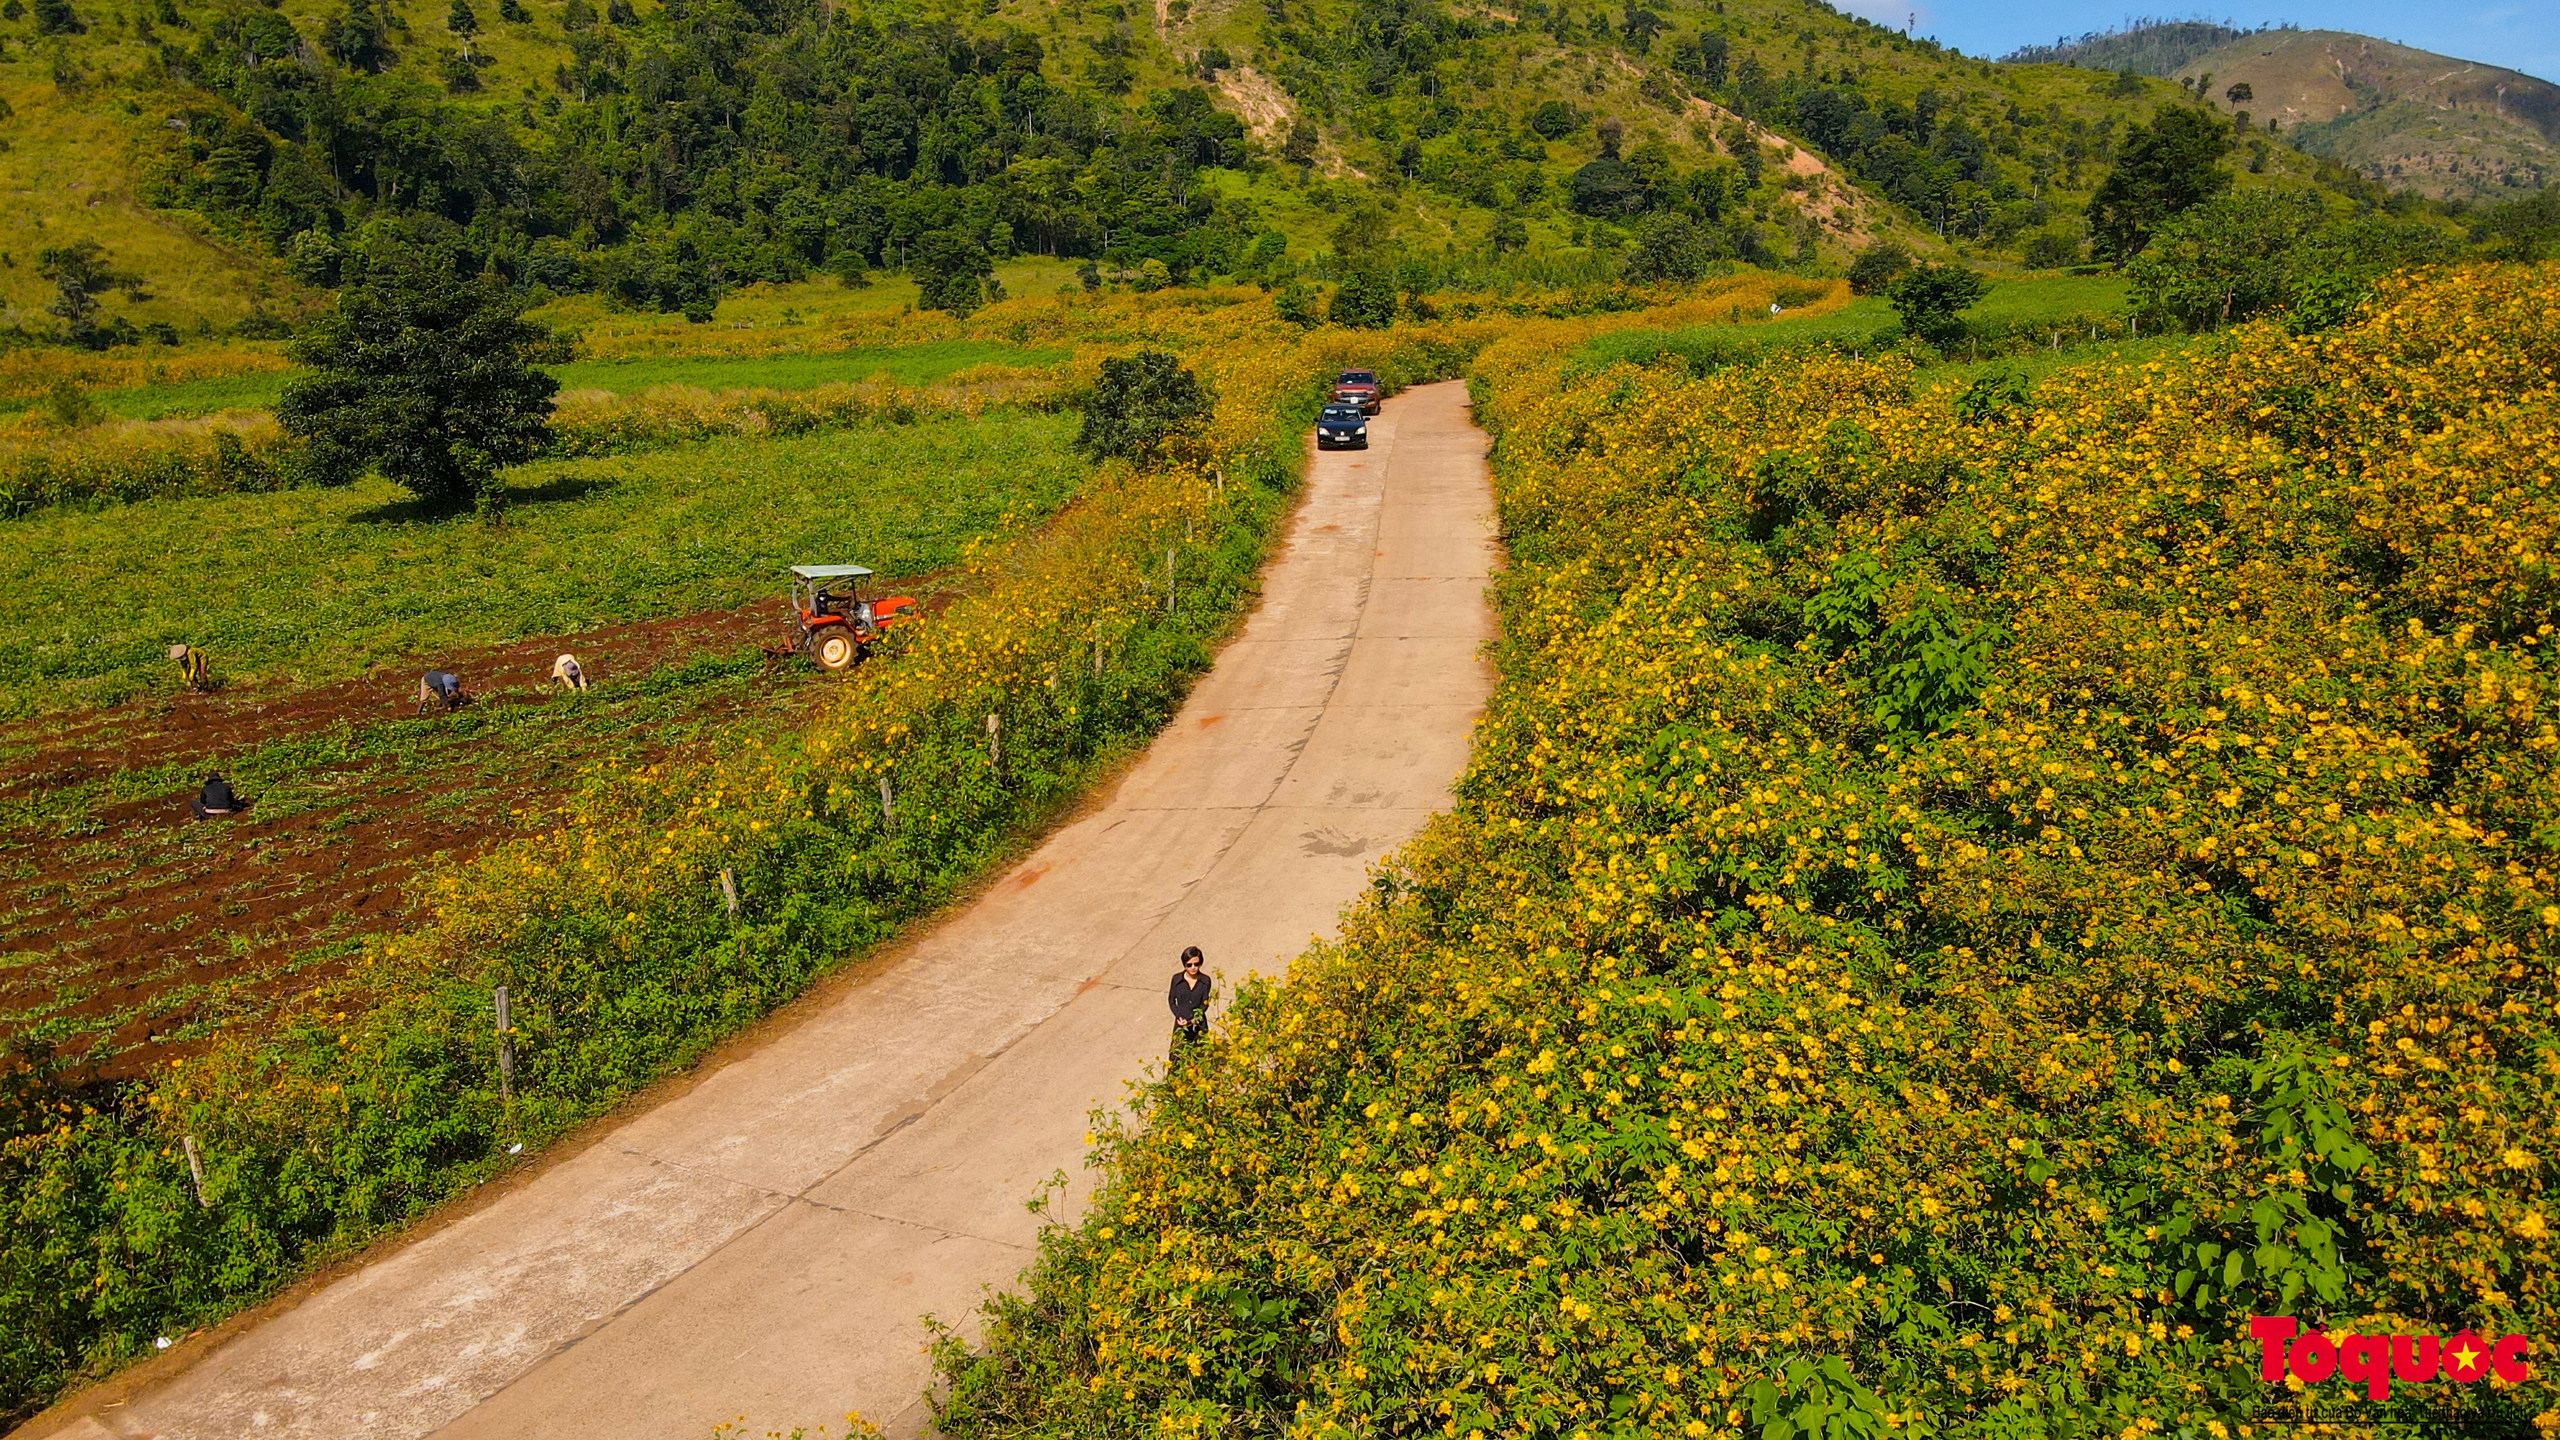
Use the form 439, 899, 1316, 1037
789, 564, 918, 671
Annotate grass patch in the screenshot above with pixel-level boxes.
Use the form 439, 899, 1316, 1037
1573, 272, 2138, 375
38, 338, 1069, 422
0, 411, 1084, 718
549, 338, 1069, 396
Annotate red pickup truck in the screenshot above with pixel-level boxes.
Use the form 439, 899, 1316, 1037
1331, 368, 1382, 414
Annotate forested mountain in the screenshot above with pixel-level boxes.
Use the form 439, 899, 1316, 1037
2000, 20, 2262, 78
2002, 21, 2559, 202
0, 0, 2409, 339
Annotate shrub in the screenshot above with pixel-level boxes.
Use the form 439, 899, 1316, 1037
1844, 239, 1910, 294
1327, 270, 1399, 329
1273, 282, 1319, 326
2019, 226, 2082, 269
1076, 351, 1214, 462
1885, 261, 1987, 348
0, 418, 292, 516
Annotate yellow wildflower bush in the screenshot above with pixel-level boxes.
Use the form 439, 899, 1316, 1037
937, 266, 2560, 1437
0, 344, 289, 401
0, 412, 292, 515
548, 369, 1061, 456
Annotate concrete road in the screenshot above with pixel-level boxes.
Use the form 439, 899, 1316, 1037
37, 379, 1497, 1440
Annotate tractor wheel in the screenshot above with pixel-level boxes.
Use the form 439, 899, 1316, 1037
813, 631, 861, 671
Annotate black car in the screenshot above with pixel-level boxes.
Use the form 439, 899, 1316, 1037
1316, 402, 1370, 450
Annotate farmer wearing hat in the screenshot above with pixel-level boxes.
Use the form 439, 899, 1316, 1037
169, 644, 212, 693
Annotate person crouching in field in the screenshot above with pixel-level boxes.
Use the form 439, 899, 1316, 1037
551, 653, 588, 692
190, 773, 245, 821
417, 670, 470, 714
169, 644, 212, 693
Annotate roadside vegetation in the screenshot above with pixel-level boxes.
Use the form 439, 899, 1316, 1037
933, 262, 2560, 1435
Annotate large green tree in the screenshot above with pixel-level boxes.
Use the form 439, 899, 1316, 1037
1326, 269, 1399, 329
277, 225, 560, 514
1887, 262, 1988, 349
2123, 189, 2321, 332
1620, 214, 1718, 284
1076, 351, 1214, 462
911, 229, 998, 316
2086, 105, 2233, 262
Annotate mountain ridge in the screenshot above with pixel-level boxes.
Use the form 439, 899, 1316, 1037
2001, 20, 2557, 200
0, 0, 2429, 340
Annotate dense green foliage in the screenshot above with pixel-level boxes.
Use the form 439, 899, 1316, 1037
146, 2, 1260, 305
1076, 351, 1213, 462
2086, 104, 2232, 261
278, 225, 563, 509
2124, 190, 2460, 333
1884, 261, 1986, 348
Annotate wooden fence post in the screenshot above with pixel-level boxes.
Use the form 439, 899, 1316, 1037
986, 712, 1002, 769
719, 868, 739, 915
495, 985, 514, 1101
182, 1135, 209, 1208
878, 774, 894, 829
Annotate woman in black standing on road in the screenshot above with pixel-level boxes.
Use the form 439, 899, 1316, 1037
1168, 946, 1211, 1057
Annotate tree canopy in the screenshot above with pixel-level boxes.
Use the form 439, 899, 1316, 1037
1887, 262, 1988, 348
1076, 351, 1214, 462
36, 242, 148, 349
2086, 104, 2232, 262
277, 224, 561, 513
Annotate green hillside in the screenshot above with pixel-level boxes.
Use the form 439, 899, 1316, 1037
0, 0, 2406, 344
2003, 22, 2559, 203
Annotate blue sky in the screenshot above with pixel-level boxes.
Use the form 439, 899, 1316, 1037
1826, 0, 2560, 84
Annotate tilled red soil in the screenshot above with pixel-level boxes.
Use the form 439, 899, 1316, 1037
0, 600, 793, 794
0, 598, 864, 1081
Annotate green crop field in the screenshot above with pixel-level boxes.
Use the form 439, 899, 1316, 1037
0, 644, 818, 1073
0, 401, 1087, 1091
0, 410, 1083, 719
51, 337, 1069, 421
1573, 272, 2143, 374
547, 339, 1069, 397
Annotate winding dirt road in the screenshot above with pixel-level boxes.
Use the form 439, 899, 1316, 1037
33, 379, 1498, 1440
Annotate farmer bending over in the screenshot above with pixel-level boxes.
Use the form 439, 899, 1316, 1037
169, 644, 212, 693
417, 670, 469, 714
551, 654, 588, 692
189, 773, 245, 821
